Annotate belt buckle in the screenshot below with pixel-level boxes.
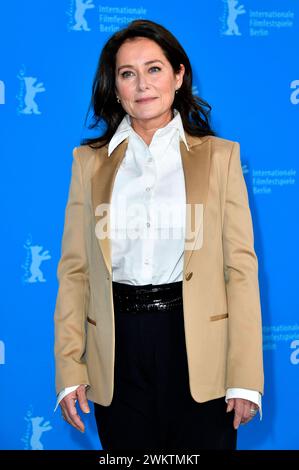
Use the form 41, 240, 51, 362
113, 283, 182, 315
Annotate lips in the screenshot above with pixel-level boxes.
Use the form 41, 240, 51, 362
136, 97, 157, 103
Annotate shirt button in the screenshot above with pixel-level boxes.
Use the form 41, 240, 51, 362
185, 272, 193, 281
144, 259, 149, 265
146, 222, 151, 227
148, 157, 153, 163
145, 187, 151, 192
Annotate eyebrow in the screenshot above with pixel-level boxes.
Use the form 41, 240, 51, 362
117, 59, 164, 73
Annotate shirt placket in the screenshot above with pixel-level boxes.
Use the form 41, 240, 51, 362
142, 146, 157, 284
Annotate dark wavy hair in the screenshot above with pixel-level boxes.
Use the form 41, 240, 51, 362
81, 19, 215, 148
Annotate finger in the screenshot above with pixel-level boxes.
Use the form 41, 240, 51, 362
62, 407, 85, 433
242, 401, 252, 421
233, 401, 245, 429
226, 398, 235, 413
68, 405, 85, 433
61, 397, 85, 432
77, 386, 90, 414
248, 404, 259, 422
233, 412, 242, 429
241, 416, 251, 425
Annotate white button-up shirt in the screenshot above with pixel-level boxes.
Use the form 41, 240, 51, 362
55, 110, 261, 417
108, 108, 187, 285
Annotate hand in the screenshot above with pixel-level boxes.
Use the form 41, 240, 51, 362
60, 384, 90, 433
226, 398, 259, 429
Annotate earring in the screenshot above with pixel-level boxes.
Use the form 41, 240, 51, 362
116, 96, 121, 103
175, 89, 179, 94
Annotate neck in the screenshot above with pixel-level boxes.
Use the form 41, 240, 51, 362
131, 109, 174, 146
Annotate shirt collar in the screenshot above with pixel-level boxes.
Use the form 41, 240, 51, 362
107, 108, 189, 156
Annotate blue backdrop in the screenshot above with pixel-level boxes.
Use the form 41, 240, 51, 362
0, 0, 298, 450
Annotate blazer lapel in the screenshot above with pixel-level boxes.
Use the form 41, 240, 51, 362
180, 136, 211, 271
91, 139, 128, 274
91, 134, 211, 275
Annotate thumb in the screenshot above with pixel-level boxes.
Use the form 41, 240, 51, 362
226, 399, 235, 413
77, 385, 90, 414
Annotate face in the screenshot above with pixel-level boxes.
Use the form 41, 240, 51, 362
114, 37, 185, 124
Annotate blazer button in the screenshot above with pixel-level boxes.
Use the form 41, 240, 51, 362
185, 271, 193, 281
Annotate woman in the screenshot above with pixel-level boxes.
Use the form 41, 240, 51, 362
54, 19, 264, 450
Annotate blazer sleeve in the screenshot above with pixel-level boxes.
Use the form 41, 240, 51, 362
54, 147, 90, 395
222, 142, 264, 395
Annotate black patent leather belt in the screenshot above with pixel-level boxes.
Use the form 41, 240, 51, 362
112, 280, 183, 314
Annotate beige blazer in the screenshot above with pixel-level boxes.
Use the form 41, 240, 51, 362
54, 133, 264, 406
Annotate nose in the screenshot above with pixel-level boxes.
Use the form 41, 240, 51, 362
136, 72, 149, 91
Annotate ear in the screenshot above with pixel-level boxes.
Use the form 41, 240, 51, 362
176, 63, 185, 89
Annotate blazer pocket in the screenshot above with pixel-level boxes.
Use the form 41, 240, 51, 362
210, 313, 228, 322
87, 316, 97, 326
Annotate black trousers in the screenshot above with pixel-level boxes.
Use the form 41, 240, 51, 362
94, 283, 237, 451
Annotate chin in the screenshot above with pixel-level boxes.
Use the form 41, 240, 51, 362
134, 108, 166, 121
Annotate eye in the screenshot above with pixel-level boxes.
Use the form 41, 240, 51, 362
121, 70, 133, 78
120, 66, 161, 78
149, 66, 161, 73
